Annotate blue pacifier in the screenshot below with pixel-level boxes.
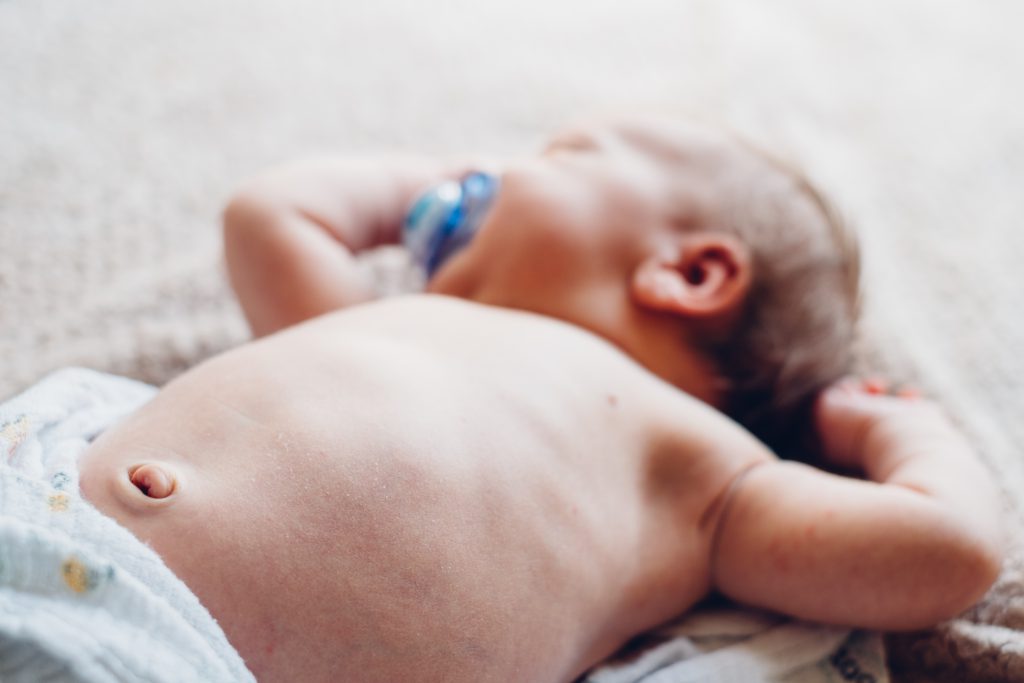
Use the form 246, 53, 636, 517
402, 171, 500, 278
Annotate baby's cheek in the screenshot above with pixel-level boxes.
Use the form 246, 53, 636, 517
500, 165, 595, 232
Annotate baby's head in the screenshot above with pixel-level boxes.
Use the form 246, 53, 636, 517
429, 114, 860, 452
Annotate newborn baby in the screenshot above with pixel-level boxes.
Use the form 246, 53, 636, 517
80, 297, 1001, 683
79, 115, 1002, 682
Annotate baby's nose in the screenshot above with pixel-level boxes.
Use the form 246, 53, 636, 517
129, 463, 176, 499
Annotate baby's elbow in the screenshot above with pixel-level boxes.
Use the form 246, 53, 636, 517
902, 525, 1004, 630
221, 187, 299, 277
222, 185, 285, 241
951, 530, 1004, 612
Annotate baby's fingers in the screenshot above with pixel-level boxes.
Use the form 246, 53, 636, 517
863, 377, 889, 395
814, 377, 921, 468
838, 376, 922, 400
814, 382, 875, 469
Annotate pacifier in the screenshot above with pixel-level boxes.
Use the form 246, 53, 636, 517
402, 171, 500, 278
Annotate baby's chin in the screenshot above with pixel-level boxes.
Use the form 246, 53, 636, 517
422, 244, 481, 299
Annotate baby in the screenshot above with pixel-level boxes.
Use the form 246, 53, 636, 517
78, 116, 1003, 682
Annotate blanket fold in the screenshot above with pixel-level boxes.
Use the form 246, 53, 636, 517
0, 368, 255, 683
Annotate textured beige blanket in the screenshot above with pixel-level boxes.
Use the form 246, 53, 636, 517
2, 1, 1021, 680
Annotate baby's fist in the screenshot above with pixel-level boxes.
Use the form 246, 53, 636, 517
813, 378, 949, 473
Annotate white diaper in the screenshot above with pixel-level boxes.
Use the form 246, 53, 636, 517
0, 368, 255, 683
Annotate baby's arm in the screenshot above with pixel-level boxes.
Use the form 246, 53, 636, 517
711, 380, 1003, 630
223, 158, 459, 336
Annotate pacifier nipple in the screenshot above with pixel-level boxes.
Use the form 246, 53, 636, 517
129, 463, 176, 499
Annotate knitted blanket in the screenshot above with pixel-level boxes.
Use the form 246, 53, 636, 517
2, 1, 1022, 680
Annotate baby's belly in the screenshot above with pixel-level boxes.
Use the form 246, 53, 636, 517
93, 420, 682, 683
84, 401, 708, 682
80, 298, 719, 682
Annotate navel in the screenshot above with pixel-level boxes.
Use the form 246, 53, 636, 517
128, 463, 177, 499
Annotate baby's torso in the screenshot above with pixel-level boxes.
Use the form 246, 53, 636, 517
80, 296, 772, 683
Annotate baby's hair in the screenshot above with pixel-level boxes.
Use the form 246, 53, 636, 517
701, 144, 861, 456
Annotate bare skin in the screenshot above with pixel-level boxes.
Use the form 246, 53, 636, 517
80, 296, 773, 682
80, 297, 1002, 683
221, 116, 767, 405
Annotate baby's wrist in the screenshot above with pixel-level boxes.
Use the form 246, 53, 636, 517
860, 410, 974, 482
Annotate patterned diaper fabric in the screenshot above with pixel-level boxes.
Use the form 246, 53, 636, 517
0, 368, 254, 683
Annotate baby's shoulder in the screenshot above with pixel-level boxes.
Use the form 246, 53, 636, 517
637, 386, 777, 516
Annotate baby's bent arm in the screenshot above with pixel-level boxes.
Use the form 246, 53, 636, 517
223, 157, 456, 336
711, 385, 1003, 630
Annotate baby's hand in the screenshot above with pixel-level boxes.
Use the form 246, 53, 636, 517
813, 377, 961, 477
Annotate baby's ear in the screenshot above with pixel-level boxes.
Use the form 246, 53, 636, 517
630, 232, 752, 324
